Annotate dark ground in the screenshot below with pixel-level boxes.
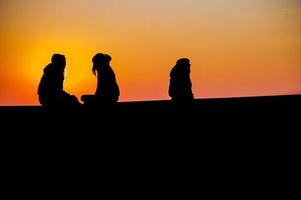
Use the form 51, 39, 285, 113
1, 95, 300, 194
1, 94, 299, 140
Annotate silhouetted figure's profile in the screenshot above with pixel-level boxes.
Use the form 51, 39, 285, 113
81, 53, 120, 107
169, 58, 194, 105
38, 54, 80, 108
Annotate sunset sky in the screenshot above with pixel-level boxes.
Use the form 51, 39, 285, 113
0, 0, 300, 105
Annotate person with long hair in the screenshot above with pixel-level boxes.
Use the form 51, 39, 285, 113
81, 53, 120, 106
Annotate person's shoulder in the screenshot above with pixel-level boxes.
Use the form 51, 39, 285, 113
108, 66, 116, 74
170, 67, 177, 76
43, 63, 54, 74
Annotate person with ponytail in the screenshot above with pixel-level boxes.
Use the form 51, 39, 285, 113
82, 53, 120, 107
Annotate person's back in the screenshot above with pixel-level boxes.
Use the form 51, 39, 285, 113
169, 58, 194, 104
38, 63, 63, 105
95, 62, 120, 103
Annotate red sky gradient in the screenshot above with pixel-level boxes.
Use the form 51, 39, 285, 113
0, 0, 300, 105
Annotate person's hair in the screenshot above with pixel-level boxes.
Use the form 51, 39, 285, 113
51, 54, 66, 64
176, 58, 190, 65
92, 53, 112, 75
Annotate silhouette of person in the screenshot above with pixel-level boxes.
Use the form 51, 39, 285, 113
169, 58, 194, 104
38, 54, 80, 108
81, 53, 120, 106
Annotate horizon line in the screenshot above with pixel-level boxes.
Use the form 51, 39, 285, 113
0, 94, 300, 107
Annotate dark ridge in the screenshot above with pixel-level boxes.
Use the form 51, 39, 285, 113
1, 94, 299, 135
0, 94, 300, 113
1, 95, 299, 174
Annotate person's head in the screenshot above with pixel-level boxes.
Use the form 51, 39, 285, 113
92, 53, 112, 75
175, 58, 191, 73
51, 54, 66, 73
51, 54, 66, 66
176, 58, 190, 66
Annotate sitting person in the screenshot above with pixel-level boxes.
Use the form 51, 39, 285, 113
38, 54, 80, 108
169, 58, 194, 104
81, 53, 120, 107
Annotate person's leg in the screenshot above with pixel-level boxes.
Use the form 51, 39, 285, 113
70, 95, 81, 107
39, 95, 47, 106
81, 95, 96, 105
39, 94, 58, 108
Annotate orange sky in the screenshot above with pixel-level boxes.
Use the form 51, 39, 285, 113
0, 0, 300, 105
